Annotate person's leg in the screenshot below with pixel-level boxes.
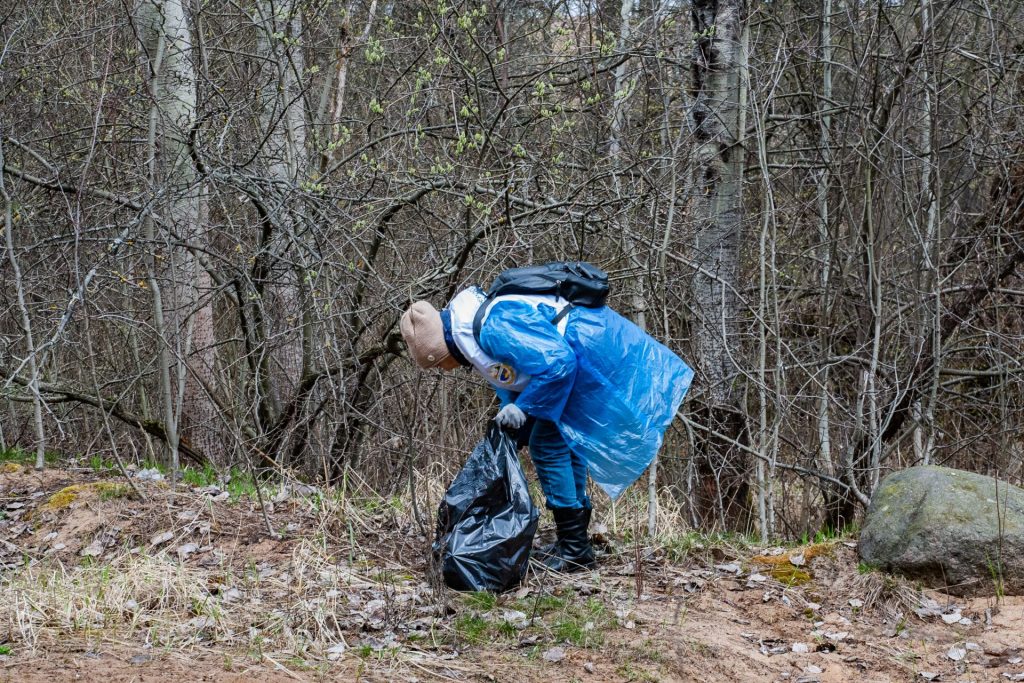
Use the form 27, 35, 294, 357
528, 419, 581, 510
570, 450, 591, 510
529, 420, 594, 572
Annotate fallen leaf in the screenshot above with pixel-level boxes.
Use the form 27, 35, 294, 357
583, 661, 595, 674
792, 643, 809, 654
849, 599, 864, 608
947, 646, 967, 662
150, 531, 173, 547
176, 543, 199, 558
789, 552, 806, 566
81, 539, 104, 557
327, 641, 347, 661
941, 612, 962, 625
918, 672, 940, 681
542, 646, 566, 663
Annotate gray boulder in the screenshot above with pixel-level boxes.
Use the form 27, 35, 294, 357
859, 465, 1024, 596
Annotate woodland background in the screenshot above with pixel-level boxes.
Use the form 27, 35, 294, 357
2, 0, 1023, 540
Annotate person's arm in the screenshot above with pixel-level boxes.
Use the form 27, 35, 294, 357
479, 300, 577, 423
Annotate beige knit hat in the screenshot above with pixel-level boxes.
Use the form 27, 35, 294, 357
400, 301, 455, 369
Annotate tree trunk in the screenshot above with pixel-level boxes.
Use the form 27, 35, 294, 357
137, 0, 221, 468
0, 136, 46, 469
255, 0, 308, 445
689, 0, 749, 531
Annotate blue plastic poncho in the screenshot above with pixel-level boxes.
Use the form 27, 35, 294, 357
477, 298, 693, 499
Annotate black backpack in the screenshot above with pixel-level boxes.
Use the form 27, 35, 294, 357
472, 261, 609, 341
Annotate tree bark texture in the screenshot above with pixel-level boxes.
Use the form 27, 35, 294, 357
689, 0, 749, 530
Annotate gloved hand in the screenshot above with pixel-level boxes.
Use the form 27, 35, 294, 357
494, 403, 526, 430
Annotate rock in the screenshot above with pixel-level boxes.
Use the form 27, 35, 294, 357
859, 466, 1024, 596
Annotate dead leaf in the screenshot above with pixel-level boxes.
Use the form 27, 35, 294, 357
150, 531, 173, 547
327, 641, 347, 661
80, 539, 104, 557
176, 543, 199, 559
542, 646, 566, 663
947, 645, 967, 662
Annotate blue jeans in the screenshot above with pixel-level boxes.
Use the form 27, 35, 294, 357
526, 419, 590, 510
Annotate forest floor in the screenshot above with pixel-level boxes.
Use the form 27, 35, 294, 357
2, 461, 1023, 682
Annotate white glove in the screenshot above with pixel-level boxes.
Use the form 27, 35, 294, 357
494, 403, 527, 430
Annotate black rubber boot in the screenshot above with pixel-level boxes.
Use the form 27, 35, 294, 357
536, 505, 590, 559
542, 507, 596, 572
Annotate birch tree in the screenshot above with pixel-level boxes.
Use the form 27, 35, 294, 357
689, 0, 749, 528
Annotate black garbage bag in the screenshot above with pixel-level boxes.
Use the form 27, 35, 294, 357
433, 422, 540, 592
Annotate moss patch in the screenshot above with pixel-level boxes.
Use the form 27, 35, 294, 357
750, 542, 833, 585
0, 462, 24, 474
763, 565, 813, 585
41, 482, 132, 511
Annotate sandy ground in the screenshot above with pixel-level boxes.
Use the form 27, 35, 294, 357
3, 464, 1024, 682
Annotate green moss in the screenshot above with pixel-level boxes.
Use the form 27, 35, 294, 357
41, 482, 132, 511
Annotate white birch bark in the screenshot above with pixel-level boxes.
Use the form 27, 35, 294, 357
137, 0, 220, 468
915, 0, 941, 466
690, 0, 748, 526
815, 0, 835, 530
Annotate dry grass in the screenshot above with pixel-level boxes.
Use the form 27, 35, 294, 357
1, 535, 433, 661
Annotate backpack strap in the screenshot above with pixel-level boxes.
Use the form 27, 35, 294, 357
472, 296, 574, 344
472, 296, 492, 344
550, 302, 575, 326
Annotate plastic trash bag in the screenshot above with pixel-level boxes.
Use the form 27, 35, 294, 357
433, 422, 539, 592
